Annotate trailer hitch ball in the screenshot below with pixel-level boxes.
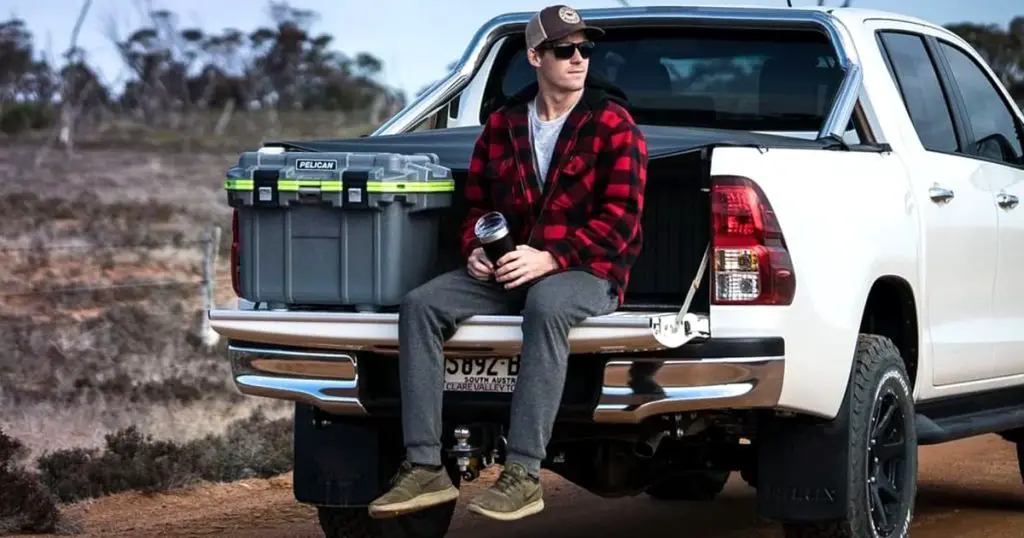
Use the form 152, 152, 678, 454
453, 427, 471, 463
448, 424, 502, 482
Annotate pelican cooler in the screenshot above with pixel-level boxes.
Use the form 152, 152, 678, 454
224, 148, 455, 310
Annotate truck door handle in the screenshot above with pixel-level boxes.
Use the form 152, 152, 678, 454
997, 192, 1019, 210
928, 185, 955, 204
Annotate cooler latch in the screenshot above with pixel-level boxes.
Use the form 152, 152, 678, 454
342, 169, 369, 209
253, 168, 281, 206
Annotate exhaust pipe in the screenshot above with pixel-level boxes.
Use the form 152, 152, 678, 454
634, 430, 669, 458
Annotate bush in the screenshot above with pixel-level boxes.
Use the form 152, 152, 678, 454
35, 409, 292, 504
0, 103, 53, 135
0, 409, 291, 535
35, 426, 200, 503
0, 428, 63, 535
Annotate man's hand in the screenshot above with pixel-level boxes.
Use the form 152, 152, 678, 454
467, 247, 494, 281
494, 245, 560, 289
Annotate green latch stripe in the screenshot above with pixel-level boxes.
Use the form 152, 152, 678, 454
366, 180, 454, 193
278, 179, 342, 192
224, 179, 254, 190
224, 178, 454, 193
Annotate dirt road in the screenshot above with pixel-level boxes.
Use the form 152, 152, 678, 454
19, 434, 1024, 538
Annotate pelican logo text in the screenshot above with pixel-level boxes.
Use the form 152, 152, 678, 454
295, 159, 338, 171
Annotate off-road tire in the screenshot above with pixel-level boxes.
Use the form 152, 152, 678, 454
645, 469, 731, 501
317, 502, 457, 538
1015, 442, 1024, 483
782, 334, 917, 538
995, 429, 1024, 481
317, 464, 460, 538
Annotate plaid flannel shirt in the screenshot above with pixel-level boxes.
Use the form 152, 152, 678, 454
460, 82, 649, 304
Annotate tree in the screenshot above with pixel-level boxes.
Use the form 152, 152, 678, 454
945, 17, 1024, 100
1, 0, 1021, 138
0, 0, 407, 136
0, 18, 58, 133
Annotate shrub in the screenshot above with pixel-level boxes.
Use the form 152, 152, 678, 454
0, 103, 53, 135
35, 409, 292, 504
0, 409, 291, 535
0, 428, 63, 535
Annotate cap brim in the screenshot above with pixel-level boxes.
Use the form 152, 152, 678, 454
581, 25, 605, 39
540, 24, 605, 48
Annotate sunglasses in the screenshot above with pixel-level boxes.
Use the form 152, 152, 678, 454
541, 41, 595, 60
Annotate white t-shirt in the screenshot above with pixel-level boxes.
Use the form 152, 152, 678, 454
528, 98, 571, 189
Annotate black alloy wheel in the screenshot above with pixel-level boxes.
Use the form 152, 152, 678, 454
866, 387, 911, 536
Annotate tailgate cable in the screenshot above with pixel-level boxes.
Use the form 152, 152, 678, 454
677, 243, 710, 325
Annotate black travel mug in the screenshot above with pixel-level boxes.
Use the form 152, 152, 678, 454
474, 211, 515, 263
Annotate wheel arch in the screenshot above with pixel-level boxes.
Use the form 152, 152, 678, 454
858, 275, 920, 389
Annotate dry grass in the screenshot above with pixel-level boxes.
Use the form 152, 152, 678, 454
1, 111, 379, 154
0, 118, 367, 533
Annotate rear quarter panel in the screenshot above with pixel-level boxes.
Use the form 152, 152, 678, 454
708, 145, 920, 418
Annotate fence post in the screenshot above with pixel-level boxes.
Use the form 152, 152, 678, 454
200, 226, 222, 350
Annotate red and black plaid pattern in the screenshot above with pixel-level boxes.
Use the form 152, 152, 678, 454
460, 84, 648, 304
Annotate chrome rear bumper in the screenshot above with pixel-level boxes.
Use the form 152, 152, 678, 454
592, 356, 784, 423
227, 341, 784, 424
231, 346, 365, 414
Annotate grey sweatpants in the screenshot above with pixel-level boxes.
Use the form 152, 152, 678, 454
399, 267, 619, 475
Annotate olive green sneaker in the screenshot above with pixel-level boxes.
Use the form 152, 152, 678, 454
367, 461, 460, 519
467, 461, 544, 521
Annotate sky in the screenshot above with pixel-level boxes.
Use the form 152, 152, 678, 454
6, 0, 1021, 96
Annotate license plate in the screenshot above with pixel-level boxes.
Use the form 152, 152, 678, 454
443, 357, 520, 393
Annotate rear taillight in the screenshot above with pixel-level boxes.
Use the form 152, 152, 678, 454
710, 175, 795, 305
230, 209, 241, 297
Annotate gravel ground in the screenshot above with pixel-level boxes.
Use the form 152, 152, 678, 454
8, 433, 1024, 538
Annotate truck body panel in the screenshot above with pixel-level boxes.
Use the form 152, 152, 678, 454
707, 145, 918, 417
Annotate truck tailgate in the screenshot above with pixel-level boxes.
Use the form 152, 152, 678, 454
208, 308, 709, 356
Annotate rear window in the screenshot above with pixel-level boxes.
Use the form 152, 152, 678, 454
489, 27, 844, 133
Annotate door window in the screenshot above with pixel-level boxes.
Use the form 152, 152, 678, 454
937, 41, 1024, 166
877, 32, 959, 153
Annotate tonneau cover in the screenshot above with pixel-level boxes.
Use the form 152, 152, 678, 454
266, 125, 829, 172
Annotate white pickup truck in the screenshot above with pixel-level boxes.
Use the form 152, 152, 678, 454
209, 5, 1024, 538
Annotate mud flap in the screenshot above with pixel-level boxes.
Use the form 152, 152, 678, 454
292, 403, 392, 507
755, 385, 853, 521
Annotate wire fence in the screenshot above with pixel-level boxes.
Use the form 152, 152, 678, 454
0, 227, 223, 346
0, 239, 209, 253
0, 280, 204, 299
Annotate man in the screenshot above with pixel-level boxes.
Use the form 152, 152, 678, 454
368, 4, 648, 522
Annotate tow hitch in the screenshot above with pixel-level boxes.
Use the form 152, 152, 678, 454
447, 424, 506, 481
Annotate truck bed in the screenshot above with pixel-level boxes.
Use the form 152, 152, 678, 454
214, 142, 728, 355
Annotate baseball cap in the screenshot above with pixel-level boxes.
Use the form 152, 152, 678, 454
525, 5, 605, 50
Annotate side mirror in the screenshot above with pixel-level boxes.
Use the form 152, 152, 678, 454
975, 132, 1017, 163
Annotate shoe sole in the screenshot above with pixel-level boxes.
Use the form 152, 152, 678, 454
367, 486, 460, 519
467, 498, 545, 521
